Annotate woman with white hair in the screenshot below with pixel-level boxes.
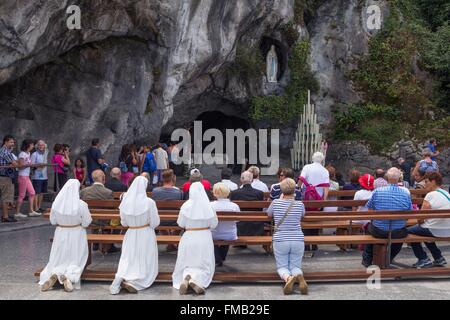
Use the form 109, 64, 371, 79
172, 182, 218, 295
40, 179, 92, 292
110, 176, 160, 294
210, 182, 240, 266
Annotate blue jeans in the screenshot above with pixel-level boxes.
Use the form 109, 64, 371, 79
273, 241, 304, 279
407, 224, 443, 261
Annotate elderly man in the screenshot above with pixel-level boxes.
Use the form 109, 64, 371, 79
298, 152, 330, 253
80, 169, 114, 200
362, 167, 413, 267
80, 169, 116, 253
230, 171, 264, 239
248, 166, 269, 193
105, 167, 127, 192
182, 169, 213, 200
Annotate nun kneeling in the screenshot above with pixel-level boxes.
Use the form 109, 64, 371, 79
172, 182, 218, 295
110, 176, 160, 295
40, 179, 92, 292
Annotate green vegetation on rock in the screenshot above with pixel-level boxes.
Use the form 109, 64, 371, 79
334, 0, 450, 152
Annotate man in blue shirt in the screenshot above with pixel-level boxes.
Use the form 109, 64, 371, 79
362, 167, 413, 267
427, 138, 439, 161
86, 138, 105, 185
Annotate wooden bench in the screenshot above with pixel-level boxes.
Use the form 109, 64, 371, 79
35, 233, 450, 283
85, 198, 424, 210
34, 268, 450, 283
112, 189, 428, 200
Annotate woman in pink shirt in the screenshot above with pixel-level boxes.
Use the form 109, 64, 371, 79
51, 144, 70, 192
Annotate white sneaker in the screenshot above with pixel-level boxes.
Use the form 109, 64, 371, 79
14, 213, 28, 218
29, 211, 42, 217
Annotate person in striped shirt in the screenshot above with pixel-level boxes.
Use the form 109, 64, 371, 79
362, 167, 412, 267
267, 178, 307, 295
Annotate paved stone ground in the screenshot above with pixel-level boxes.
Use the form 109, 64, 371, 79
1, 226, 450, 300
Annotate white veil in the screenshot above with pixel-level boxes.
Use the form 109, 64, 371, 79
51, 179, 81, 216
119, 176, 150, 216
180, 182, 215, 220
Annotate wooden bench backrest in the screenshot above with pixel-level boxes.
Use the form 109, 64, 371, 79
112, 189, 427, 200
85, 198, 424, 209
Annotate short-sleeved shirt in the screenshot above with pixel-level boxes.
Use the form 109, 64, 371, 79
300, 162, 330, 198
0, 147, 16, 178
51, 154, 65, 174
182, 180, 211, 192
18, 151, 32, 177
151, 187, 183, 200
421, 189, 450, 237
154, 148, 168, 170
31, 151, 48, 180
366, 184, 412, 231
267, 199, 305, 242
86, 147, 102, 172
427, 143, 437, 161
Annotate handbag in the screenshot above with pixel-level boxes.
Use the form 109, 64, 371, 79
273, 200, 295, 233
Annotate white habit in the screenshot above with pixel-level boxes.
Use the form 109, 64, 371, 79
172, 182, 218, 290
110, 176, 160, 294
39, 179, 92, 289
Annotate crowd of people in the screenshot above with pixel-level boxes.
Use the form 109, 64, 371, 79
1, 134, 449, 295
0, 136, 179, 223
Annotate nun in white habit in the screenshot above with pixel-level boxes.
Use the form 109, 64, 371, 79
110, 176, 160, 295
40, 179, 92, 292
172, 182, 218, 295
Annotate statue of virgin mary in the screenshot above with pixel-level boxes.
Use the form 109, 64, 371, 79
266, 45, 278, 83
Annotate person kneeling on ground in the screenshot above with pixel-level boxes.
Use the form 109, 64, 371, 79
110, 176, 160, 295
40, 179, 92, 292
407, 172, 449, 268
267, 178, 308, 295
172, 182, 218, 295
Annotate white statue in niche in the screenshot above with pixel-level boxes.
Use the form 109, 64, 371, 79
266, 45, 278, 83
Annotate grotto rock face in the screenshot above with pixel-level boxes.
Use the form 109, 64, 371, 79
0, 0, 448, 180
0, 0, 293, 160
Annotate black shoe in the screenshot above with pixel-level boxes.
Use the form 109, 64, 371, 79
2, 217, 17, 223
215, 262, 223, 267
92, 244, 99, 251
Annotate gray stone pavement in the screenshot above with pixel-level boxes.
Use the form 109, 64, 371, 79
1, 226, 450, 300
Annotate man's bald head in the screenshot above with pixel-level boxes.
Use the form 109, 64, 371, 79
92, 169, 106, 184
110, 167, 121, 179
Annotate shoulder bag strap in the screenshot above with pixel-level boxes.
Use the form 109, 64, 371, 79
274, 200, 295, 233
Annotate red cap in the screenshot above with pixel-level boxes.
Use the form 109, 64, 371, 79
359, 174, 375, 191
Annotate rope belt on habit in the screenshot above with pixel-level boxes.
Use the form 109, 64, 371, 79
128, 224, 150, 230
57, 224, 82, 228
185, 228, 210, 231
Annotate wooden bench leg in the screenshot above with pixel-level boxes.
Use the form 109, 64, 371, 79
373, 244, 388, 269
85, 244, 92, 269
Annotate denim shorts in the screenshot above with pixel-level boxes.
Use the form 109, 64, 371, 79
32, 179, 48, 194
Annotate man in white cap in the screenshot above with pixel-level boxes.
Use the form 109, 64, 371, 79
110, 176, 160, 295
39, 179, 92, 292
172, 182, 218, 295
